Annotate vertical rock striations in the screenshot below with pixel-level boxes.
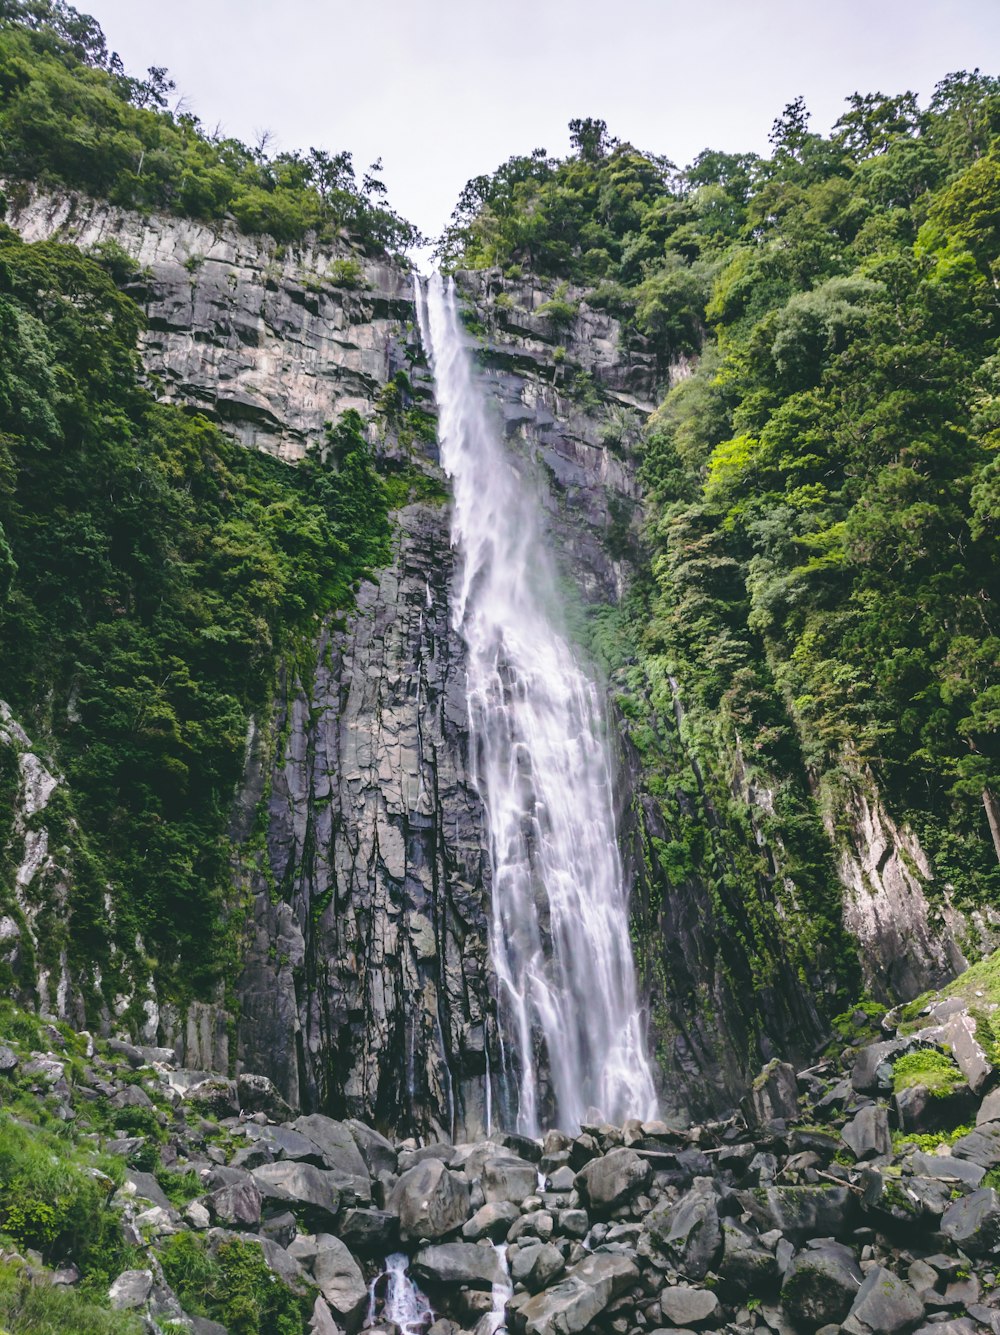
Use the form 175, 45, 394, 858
235, 497, 495, 1140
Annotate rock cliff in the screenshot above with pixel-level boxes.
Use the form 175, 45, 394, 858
2, 186, 979, 1132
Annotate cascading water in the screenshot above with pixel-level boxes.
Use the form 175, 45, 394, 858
366, 1253, 433, 1334
415, 272, 658, 1134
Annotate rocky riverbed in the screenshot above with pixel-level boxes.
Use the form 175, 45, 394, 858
5, 982, 1000, 1335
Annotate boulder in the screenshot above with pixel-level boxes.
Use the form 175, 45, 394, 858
647, 1177, 721, 1280
412, 1241, 504, 1289
717, 1218, 779, 1295
249, 1123, 323, 1163
853, 1040, 912, 1093
575, 1147, 651, 1211
482, 1154, 538, 1205
659, 1285, 720, 1326
781, 1242, 864, 1328
109, 1269, 153, 1310
745, 1059, 799, 1126
510, 1242, 565, 1293
251, 1162, 341, 1227
309, 1296, 345, 1335
510, 1252, 639, 1335
558, 1208, 589, 1239
184, 1077, 239, 1118
940, 1188, 1000, 1256
292, 1115, 372, 1204
951, 1121, 1000, 1170
208, 1179, 262, 1228
390, 1158, 471, 1242
977, 1087, 1000, 1126
216, 1232, 308, 1290
191, 1318, 230, 1335
237, 1072, 292, 1121
895, 1084, 975, 1134
337, 1207, 397, 1252
842, 1105, 892, 1161
842, 1266, 924, 1335
312, 1235, 368, 1331
0, 1045, 18, 1073
942, 1010, 996, 1096
346, 1119, 398, 1177
125, 1169, 173, 1210
739, 1185, 855, 1245
462, 1200, 520, 1242
110, 1084, 153, 1110
909, 1150, 984, 1187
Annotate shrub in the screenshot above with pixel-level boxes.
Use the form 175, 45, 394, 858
159, 1233, 310, 1335
0, 1258, 142, 1334
892, 1049, 966, 1098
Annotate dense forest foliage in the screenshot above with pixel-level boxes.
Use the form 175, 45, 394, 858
0, 0, 421, 250
445, 87, 1000, 1006
0, 224, 393, 1006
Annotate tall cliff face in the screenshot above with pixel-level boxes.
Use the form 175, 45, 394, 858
3, 187, 982, 1132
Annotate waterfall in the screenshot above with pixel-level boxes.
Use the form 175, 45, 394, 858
366, 1253, 433, 1334
415, 272, 658, 1134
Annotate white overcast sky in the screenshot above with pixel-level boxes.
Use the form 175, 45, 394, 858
80, 1, 999, 242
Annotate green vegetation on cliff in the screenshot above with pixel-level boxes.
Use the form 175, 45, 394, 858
0, 0, 420, 250
446, 87, 1000, 1039
0, 219, 392, 1006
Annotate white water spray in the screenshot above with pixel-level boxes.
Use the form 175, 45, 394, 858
366, 1253, 433, 1334
415, 273, 658, 1134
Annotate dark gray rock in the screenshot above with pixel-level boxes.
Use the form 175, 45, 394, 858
647, 1177, 721, 1280
745, 1059, 799, 1126
191, 1318, 230, 1335
390, 1159, 471, 1242
248, 1122, 323, 1163
852, 1041, 912, 1094
895, 1083, 975, 1134
940, 1188, 1000, 1256
912, 1322, 978, 1335
942, 1010, 995, 1096
337, 1207, 397, 1252
659, 1285, 719, 1326
510, 1242, 565, 1293
481, 1154, 538, 1205
346, 1119, 398, 1177
575, 1147, 651, 1212
842, 1266, 924, 1335
293, 1115, 372, 1204
309, 1296, 344, 1335
558, 1208, 589, 1239
842, 1105, 891, 1161
312, 1235, 368, 1331
250, 1162, 341, 1226
462, 1200, 520, 1242
412, 1242, 504, 1289
125, 1169, 172, 1211
184, 1077, 239, 1118
717, 1218, 779, 1295
110, 1084, 153, 1110
951, 1121, 1000, 1169
739, 1185, 855, 1245
208, 1179, 262, 1228
237, 1072, 293, 1120
977, 1087, 1000, 1126
509, 1251, 639, 1335
781, 1242, 863, 1328
260, 1210, 297, 1247
910, 1150, 985, 1187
